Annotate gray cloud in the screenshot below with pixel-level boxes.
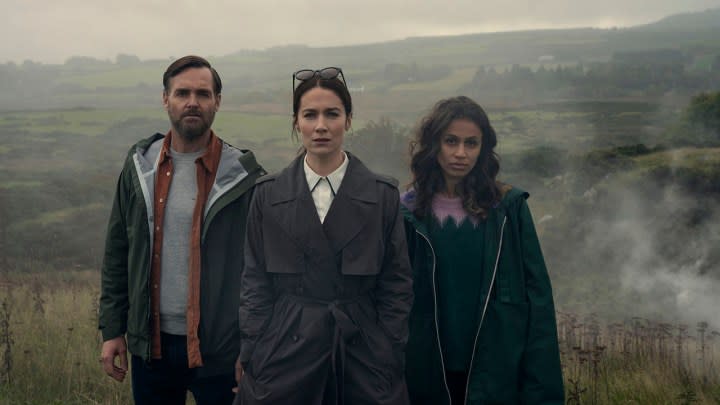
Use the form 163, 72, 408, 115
2, 0, 720, 63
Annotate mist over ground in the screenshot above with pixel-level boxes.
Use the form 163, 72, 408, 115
544, 178, 720, 327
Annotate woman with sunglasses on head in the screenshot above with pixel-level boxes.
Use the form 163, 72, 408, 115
235, 67, 413, 405
401, 96, 564, 404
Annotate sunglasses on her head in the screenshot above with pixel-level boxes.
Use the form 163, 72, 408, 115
292, 67, 347, 91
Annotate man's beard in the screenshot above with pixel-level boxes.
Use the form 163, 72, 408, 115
171, 110, 215, 142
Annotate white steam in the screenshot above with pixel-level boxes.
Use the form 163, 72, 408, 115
585, 184, 720, 329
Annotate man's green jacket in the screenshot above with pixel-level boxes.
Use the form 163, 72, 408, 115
98, 133, 265, 377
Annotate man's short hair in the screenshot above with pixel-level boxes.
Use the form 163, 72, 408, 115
163, 55, 222, 95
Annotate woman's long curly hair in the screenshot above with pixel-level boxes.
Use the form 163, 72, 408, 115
409, 96, 500, 219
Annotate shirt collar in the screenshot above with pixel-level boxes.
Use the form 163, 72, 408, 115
159, 130, 222, 174
304, 151, 349, 193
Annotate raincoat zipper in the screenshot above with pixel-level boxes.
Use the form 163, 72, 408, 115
463, 215, 507, 405
416, 229, 453, 403
132, 150, 155, 362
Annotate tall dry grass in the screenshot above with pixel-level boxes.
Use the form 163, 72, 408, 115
558, 312, 720, 404
0, 271, 717, 404
0, 271, 132, 405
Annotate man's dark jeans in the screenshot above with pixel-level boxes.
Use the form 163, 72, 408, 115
131, 333, 235, 405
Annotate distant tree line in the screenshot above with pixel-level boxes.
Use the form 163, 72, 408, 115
467, 49, 720, 100
382, 62, 452, 85
3, 47, 720, 110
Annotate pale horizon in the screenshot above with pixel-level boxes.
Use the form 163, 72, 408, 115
2, 0, 720, 64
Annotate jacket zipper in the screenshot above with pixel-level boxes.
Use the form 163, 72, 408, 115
145, 252, 152, 361
415, 230, 453, 403
131, 152, 155, 362
463, 216, 507, 405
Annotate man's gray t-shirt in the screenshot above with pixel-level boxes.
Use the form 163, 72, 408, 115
160, 148, 204, 335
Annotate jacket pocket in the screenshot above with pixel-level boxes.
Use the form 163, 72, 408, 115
406, 315, 446, 402
470, 300, 528, 402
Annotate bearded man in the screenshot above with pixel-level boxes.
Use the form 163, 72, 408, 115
98, 55, 265, 405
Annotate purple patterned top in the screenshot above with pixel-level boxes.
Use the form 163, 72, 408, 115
431, 194, 480, 227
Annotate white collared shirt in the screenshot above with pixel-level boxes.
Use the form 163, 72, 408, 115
304, 152, 349, 223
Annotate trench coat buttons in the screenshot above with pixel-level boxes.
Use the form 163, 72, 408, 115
291, 335, 299, 342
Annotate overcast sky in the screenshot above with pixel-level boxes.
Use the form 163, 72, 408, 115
2, 0, 720, 64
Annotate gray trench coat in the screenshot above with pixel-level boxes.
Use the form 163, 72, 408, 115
237, 153, 413, 405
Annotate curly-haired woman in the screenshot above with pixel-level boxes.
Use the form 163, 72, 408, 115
402, 96, 564, 404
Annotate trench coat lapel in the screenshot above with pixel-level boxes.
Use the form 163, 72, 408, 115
267, 155, 335, 260
322, 154, 378, 255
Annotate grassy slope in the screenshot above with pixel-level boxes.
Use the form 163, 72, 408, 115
1, 272, 717, 404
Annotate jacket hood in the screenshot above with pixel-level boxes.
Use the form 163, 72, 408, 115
129, 132, 259, 194
126, 132, 264, 241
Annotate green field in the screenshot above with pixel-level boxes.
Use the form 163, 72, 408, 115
0, 109, 165, 136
